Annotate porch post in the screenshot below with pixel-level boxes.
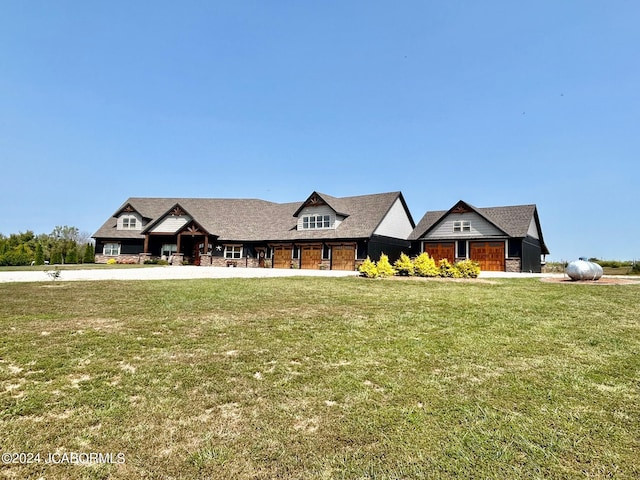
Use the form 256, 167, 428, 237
143, 234, 149, 254
203, 236, 209, 256
176, 234, 181, 255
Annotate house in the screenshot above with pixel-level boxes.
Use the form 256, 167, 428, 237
92, 191, 415, 270
409, 200, 549, 273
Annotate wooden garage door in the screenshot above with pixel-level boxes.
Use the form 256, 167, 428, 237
423, 243, 455, 263
331, 245, 355, 271
272, 246, 291, 269
301, 245, 322, 269
470, 242, 505, 271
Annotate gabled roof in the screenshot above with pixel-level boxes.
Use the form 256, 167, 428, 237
292, 191, 349, 217
93, 191, 411, 242
409, 200, 549, 254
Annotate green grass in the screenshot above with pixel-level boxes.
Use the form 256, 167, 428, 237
1, 277, 638, 479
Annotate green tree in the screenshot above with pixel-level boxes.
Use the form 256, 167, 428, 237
83, 243, 95, 263
35, 243, 45, 265
50, 248, 63, 265
65, 243, 79, 264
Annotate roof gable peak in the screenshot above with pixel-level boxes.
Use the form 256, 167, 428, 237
114, 202, 141, 218
293, 191, 347, 217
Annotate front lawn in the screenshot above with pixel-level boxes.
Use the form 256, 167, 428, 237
1, 277, 638, 479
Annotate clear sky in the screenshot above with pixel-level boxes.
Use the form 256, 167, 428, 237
1, 1, 638, 261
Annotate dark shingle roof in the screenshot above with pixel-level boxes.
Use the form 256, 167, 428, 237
409, 201, 549, 254
93, 192, 411, 242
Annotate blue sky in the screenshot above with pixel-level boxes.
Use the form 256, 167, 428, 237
1, 1, 638, 261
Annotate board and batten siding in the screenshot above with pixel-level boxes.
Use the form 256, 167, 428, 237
422, 212, 503, 240
150, 215, 192, 233
374, 198, 414, 239
296, 205, 342, 230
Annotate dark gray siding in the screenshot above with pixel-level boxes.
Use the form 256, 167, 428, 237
95, 239, 144, 255
367, 235, 411, 263
522, 236, 542, 273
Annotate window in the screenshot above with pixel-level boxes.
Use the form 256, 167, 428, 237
453, 220, 471, 232
121, 216, 138, 229
457, 241, 467, 258
224, 245, 242, 259
302, 214, 331, 229
322, 244, 331, 260
104, 243, 120, 256
161, 244, 177, 257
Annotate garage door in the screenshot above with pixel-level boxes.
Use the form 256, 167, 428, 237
272, 246, 291, 269
423, 243, 455, 263
331, 245, 355, 271
301, 245, 322, 269
470, 242, 505, 271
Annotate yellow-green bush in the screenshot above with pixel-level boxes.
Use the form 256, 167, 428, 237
454, 259, 481, 278
358, 256, 379, 278
394, 252, 414, 276
106, 258, 117, 265
414, 252, 439, 277
376, 253, 396, 278
438, 258, 461, 278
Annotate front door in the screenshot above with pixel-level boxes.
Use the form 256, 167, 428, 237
191, 242, 202, 266
301, 245, 322, 269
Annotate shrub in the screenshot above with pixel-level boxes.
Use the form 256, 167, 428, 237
358, 257, 379, 278
414, 252, 439, 277
144, 259, 169, 265
117, 258, 138, 264
439, 259, 461, 278
454, 259, 481, 278
394, 253, 414, 276
632, 262, 640, 275
106, 258, 117, 265
0, 249, 32, 266
376, 253, 395, 278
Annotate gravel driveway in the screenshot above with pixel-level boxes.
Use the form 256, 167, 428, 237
0, 266, 362, 283
0, 266, 569, 283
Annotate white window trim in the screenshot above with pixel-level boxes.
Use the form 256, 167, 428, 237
104, 242, 120, 256
224, 245, 243, 259
302, 214, 332, 230
119, 215, 139, 230
453, 220, 471, 233
161, 244, 177, 257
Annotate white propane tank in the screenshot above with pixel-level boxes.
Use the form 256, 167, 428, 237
565, 259, 603, 281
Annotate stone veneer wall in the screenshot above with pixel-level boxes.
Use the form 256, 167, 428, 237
209, 257, 262, 268
95, 254, 141, 264
505, 258, 521, 273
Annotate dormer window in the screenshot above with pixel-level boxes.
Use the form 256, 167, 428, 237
453, 220, 471, 232
302, 214, 331, 229
122, 217, 137, 229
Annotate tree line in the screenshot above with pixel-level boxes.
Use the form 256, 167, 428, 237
0, 226, 94, 266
